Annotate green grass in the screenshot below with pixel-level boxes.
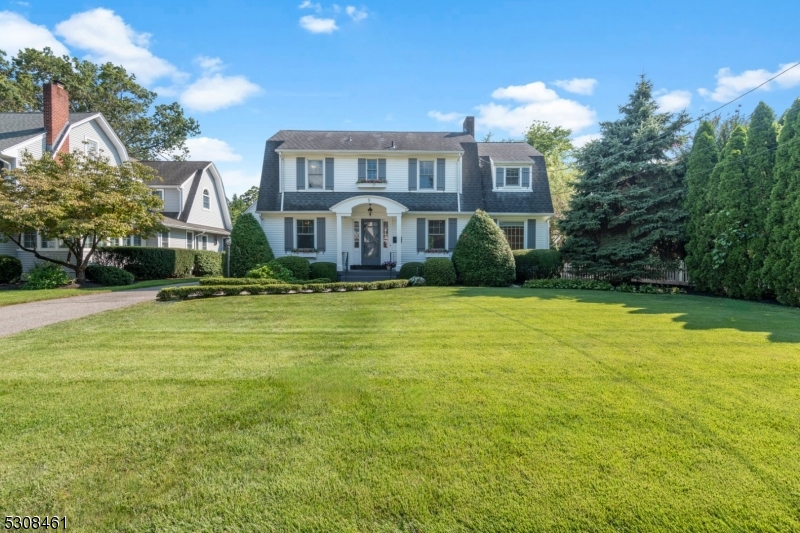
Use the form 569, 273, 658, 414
1, 288, 799, 532
0, 278, 199, 307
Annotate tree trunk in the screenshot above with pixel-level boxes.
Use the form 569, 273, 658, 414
75, 265, 86, 283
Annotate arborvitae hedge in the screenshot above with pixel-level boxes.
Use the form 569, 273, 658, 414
452, 209, 515, 286
229, 214, 274, 277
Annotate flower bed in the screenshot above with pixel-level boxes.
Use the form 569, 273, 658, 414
158, 279, 409, 301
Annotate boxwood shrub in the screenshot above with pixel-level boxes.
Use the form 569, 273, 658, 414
398, 261, 424, 280
270, 256, 311, 280
423, 258, 456, 286
513, 249, 562, 283
85, 264, 134, 286
452, 209, 516, 286
193, 250, 223, 277
158, 279, 408, 301
104, 247, 195, 279
0, 254, 22, 283
310, 261, 337, 282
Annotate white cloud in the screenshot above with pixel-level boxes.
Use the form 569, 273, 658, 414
477, 81, 597, 136
219, 169, 262, 197
572, 133, 601, 148
553, 78, 597, 95
54, 8, 181, 85
655, 89, 692, 112
299, 1, 322, 11
185, 137, 242, 162
699, 63, 800, 103
299, 15, 338, 34
180, 73, 261, 112
0, 11, 69, 57
194, 55, 223, 74
346, 6, 368, 22
428, 111, 462, 122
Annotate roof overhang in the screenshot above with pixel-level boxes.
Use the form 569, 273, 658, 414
329, 195, 409, 216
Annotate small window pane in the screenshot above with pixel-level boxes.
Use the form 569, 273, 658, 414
297, 220, 315, 249
86, 140, 99, 155
353, 221, 360, 248
428, 220, 445, 249
367, 159, 378, 181
505, 168, 520, 186
203, 190, 210, 209
201, 235, 208, 250
160, 231, 169, 248
420, 161, 434, 189
23, 231, 37, 249
308, 160, 323, 189
500, 222, 524, 250
133, 235, 142, 246
383, 221, 389, 248
153, 190, 164, 201
187, 232, 194, 249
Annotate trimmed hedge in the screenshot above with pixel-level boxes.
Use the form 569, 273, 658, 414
310, 261, 337, 282
158, 279, 409, 301
85, 264, 134, 286
270, 256, 311, 280
423, 258, 456, 286
230, 214, 274, 277
104, 247, 195, 279
513, 249, 562, 283
398, 261, 424, 280
200, 277, 331, 286
452, 209, 516, 286
246, 263, 294, 281
522, 279, 683, 294
194, 250, 223, 277
0, 254, 22, 283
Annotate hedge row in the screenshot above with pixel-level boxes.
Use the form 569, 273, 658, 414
85, 264, 134, 286
101, 247, 223, 279
513, 249, 562, 283
199, 277, 331, 286
194, 250, 223, 277
158, 279, 409, 301
523, 278, 683, 294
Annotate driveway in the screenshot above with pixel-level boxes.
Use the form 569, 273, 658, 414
0, 287, 167, 338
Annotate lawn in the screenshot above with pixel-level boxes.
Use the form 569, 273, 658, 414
1, 287, 799, 532
0, 278, 200, 307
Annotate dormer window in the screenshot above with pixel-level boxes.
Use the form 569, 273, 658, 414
202, 189, 210, 210
505, 168, 520, 186
495, 166, 531, 190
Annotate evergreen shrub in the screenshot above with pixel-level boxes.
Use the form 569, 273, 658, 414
398, 262, 424, 279
270, 256, 311, 280
85, 264, 134, 286
104, 247, 195, 279
513, 249, 562, 282
229, 214, 274, 277
423, 258, 456, 286
158, 279, 409, 301
193, 251, 223, 277
452, 209, 515, 286
22, 262, 70, 290
0, 255, 22, 283
310, 261, 337, 282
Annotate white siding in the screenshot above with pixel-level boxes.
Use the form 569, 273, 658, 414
69, 120, 123, 165
0, 239, 16, 256
283, 154, 459, 193
9, 137, 45, 167
260, 213, 338, 264
401, 214, 471, 264
493, 215, 550, 250
186, 169, 225, 229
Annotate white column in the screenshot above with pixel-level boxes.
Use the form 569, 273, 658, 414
395, 213, 402, 268
336, 214, 343, 271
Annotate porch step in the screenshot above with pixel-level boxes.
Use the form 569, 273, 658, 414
337, 270, 397, 282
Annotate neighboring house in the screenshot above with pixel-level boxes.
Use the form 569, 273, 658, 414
138, 161, 232, 252
0, 82, 232, 272
251, 116, 554, 274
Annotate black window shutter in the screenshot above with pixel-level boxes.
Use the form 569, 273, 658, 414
417, 218, 426, 252
296, 157, 305, 190
448, 218, 457, 251
284, 217, 294, 251
358, 158, 366, 181
437, 158, 446, 191
378, 158, 386, 181
325, 158, 334, 190
317, 217, 326, 251
527, 219, 536, 249
495, 167, 504, 188
408, 158, 417, 190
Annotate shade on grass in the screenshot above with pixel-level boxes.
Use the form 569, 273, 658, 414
1, 288, 799, 531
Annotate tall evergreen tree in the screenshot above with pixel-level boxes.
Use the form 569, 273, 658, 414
764, 99, 800, 306
559, 77, 690, 281
683, 121, 719, 291
705, 126, 751, 297
742, 102, 778, 299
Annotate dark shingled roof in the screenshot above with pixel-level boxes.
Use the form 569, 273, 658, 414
0, 112, 98, 151
257, 132, 554, 214
139, 161, 211, 186
269, 130, 472, 152
160, 215, 230, 235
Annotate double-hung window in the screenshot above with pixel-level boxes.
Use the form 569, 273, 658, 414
124, 235, 142, 246
419, 161, 434, 189
366, 159, 378, 181
23, 231, 37, 249
499, 222, 525, 250
428, 220, 446, 249
199, 235, 208, 250
308, 160, 323, 189
297, 220, 315, 249
160, 230, 169, 248
187, 231, 194, 249
505, 168, 520, 186
496, 166, 531, 189
202, 189, 210, 210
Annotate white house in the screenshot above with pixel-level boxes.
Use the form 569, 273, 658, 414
0, 82, 232, 271
249, 117, 554, 277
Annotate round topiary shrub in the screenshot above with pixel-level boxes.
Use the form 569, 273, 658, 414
398, 261, 424, 280
513, 249, 562, 283
423, 258, 456, 286
86, 264, 134, 286
0, 254, 23, 283
310, 261, 337, 282
452, 209, 516, 286
229, 214, 274, 277
246, 263, 294, 281
270, 256, 311, 280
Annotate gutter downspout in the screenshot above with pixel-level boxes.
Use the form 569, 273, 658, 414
457, 153, 462, 213
279, 152, 285, 212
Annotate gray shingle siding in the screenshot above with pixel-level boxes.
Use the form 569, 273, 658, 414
479, 155, 554, 214
139, 161, 211, 186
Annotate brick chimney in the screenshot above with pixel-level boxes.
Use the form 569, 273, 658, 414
463, 116, 475, 137
44, 81, 70, 152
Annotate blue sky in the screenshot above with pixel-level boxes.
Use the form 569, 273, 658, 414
1, 0, 798, 195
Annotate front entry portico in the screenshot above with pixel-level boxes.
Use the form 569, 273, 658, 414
330, 196, 409, 271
